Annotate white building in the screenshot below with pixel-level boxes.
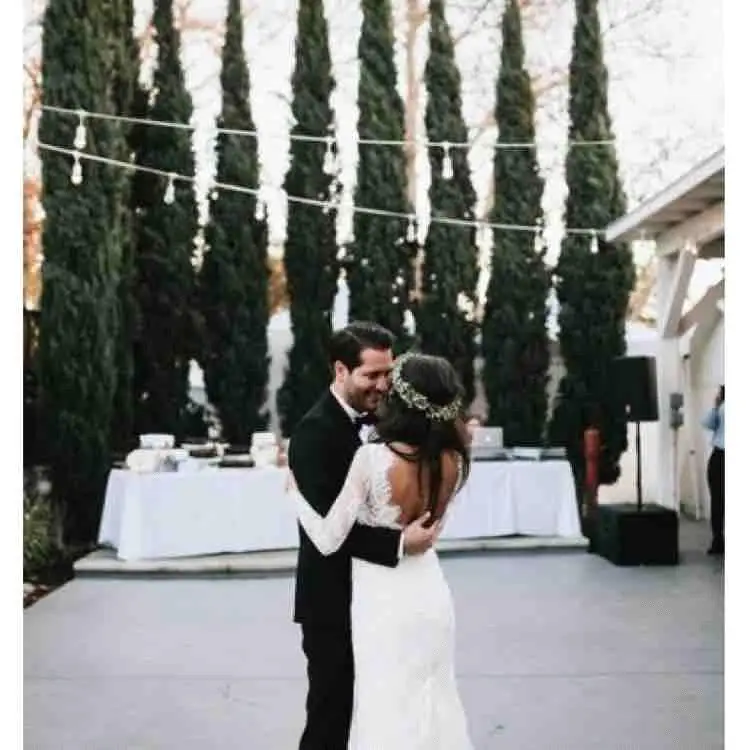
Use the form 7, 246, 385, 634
605, 148, 724, 518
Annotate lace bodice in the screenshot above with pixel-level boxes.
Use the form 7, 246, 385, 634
356, 443, 403, 530
292, 442, 463, 556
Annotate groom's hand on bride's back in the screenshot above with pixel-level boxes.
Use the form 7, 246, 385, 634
402, 512, 442, 556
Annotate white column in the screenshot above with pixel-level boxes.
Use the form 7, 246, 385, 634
681, 352, 702, 518
655, 253, 684, 511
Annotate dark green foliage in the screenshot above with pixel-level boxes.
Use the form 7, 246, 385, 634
199, 0, 269, 442
549, 0, 636, 496
110, 0, 141, 453
348, 0, 413, 338
38, 0, 130, 542
482, 0, 550, 446
416, 0, 478, 405
24, 310, 42, 468
132, 0, 199, 438
276, 0, 338, 436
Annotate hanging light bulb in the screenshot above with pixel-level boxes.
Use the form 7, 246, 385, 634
163, 173, 176, 205
406, 216, 416, 244
70, 152, 83, 186
590, 231, 599, 255
73, 110, 87, 150
255, 196, 266, 221
331, 178, 341, 206
323, 135, 337, 175
441, 142, 454, 180
534, 226, 544, 254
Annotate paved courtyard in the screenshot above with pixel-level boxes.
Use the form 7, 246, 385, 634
24, 521, 723, 749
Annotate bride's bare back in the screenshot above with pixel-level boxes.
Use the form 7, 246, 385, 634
383, 442, 463, 526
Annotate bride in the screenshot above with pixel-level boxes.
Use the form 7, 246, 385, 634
290, 352, 474, 750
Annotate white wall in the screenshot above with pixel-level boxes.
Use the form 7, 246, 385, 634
678, 313, 724, 517
598, 421, 660, 505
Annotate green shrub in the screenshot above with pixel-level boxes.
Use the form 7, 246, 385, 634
23, 494, 64, 582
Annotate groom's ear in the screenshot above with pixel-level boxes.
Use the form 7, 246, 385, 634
333, 360, 350, 382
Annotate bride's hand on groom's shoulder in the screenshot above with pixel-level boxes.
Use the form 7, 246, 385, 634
402, 512, 442, 556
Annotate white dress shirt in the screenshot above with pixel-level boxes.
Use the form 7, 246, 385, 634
330, 385, 374, 443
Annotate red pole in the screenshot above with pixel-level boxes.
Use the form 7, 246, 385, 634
583, 427, 601, 516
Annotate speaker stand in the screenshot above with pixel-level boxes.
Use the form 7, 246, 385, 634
635, 418, 642, 513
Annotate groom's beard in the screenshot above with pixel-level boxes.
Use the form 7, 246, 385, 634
344, 387, 386, 416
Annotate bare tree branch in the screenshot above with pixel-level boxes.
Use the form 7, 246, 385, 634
452, 0, 496, 46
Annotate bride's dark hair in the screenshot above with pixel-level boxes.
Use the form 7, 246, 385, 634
373, 353, 471, 521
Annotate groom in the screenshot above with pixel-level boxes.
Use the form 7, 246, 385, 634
289, 321, 439, 750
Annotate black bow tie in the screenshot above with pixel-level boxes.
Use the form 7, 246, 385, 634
354, 413, 377, 428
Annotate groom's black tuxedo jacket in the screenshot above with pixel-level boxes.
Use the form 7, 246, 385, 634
289, 390, 401, 626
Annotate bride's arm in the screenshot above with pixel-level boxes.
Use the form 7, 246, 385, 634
291, 445, 371, 556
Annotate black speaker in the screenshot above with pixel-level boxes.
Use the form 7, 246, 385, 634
595, 503, 679, 566
614, 356, 659, 422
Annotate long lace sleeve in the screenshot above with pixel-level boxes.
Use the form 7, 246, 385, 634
292, 445, 370, 556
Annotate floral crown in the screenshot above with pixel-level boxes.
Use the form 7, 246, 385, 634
390, 353, 462, 422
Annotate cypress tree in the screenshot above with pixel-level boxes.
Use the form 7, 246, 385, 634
348, 0, 413, 339
276, 0, 337, 436
199, 0, 269, 443
132, 0, 199, 438
549, 0, 635, 499
417, 0, 478, 404
110, 0, 142, 453
482, 0, 550, 446
37, 0, 129, 542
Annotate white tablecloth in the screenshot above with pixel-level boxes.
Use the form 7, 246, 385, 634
98, 460, 581, 561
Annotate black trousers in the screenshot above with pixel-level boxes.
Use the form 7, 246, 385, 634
299, 622, 354, 750
707, 447, 725, 546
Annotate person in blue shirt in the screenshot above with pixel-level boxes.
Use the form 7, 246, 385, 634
702, 385, 724, 555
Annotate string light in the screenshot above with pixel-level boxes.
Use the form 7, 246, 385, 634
254, 195, 266, 221
40, 104, 617, 153
441, 142, 453, 180
163, 173, 176, 204
323, 177, 341, 215
406, 215, 416, 243
73, 109, 87, 150
534, 225, 544, 254
36, 140, 606, 237
70, 151, 83, 186
322, 135, 337, 175
590, 230, 599, 254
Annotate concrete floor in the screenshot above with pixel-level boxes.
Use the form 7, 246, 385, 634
24, 521, 723, 749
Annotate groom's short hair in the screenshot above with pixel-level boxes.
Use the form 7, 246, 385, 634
329, 321, 395, 371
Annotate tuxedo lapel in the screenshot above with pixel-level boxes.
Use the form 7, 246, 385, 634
320, 390, 362, 450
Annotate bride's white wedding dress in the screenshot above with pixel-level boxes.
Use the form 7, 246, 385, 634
293, 442, 473, 750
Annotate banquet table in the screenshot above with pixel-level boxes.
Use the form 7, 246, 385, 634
98, 459, 581, 561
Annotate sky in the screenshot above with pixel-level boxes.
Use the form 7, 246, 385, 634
24, 0, 723, 305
